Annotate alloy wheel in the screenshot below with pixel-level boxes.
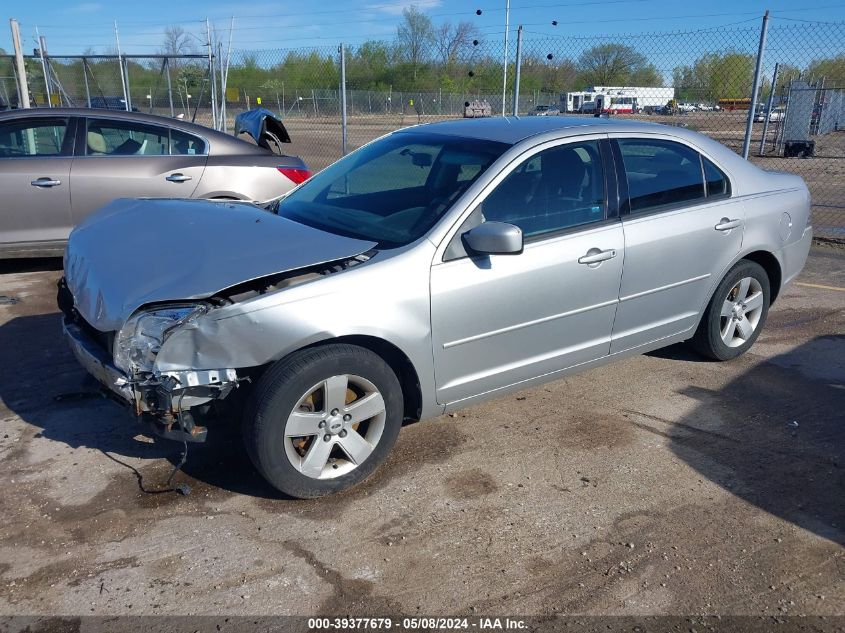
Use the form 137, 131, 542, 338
719, 276, 765, 348
283, 374, 386, 479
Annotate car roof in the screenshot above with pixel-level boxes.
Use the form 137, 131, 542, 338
399, 115, 749, 173
0, 107, 266, 155
399, 115, 668, 144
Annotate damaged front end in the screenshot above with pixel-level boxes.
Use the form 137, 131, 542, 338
58, 197, 379, 444
59, 280, 241, 443
58, 250, 375, 444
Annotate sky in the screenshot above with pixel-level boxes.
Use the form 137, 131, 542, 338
2, 0, 844, 57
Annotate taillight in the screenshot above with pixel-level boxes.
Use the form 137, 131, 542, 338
277, 167, 311, 184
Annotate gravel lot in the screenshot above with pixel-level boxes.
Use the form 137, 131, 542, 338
0, 247, 842, 621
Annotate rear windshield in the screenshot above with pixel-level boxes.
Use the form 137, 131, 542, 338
277, 132, 510, 248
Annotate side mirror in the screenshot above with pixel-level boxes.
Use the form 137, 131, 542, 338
462, 221, 523, 255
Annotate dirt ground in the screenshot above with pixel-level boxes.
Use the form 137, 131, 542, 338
0, 246, 842, 622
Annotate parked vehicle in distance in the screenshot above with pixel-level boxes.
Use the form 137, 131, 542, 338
60, 116, 812, 498
754, 106, 785, 122
0, 108, 309, 258
89, 96, 139, 112
696, 103, 715, 111
528, 104, 560, 116
677, 102, 698, 112
579, 101, 598, 113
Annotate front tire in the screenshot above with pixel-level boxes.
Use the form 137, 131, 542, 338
691, 260, 771, 361
244, 344, 403, 498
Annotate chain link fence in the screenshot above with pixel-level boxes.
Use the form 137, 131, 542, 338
1, 16, 843, 242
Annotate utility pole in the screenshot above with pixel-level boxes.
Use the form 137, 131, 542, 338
501, 0, 510, 116
9, 19, 30, 108
36, 31, 53, 108
114, 21, 129, 111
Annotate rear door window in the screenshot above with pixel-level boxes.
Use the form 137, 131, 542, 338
170, 129, 207, 155
85, 119, 206, 156
618, 138, 705, 212
86, 119, 170, 156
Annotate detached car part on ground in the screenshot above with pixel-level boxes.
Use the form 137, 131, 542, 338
0, 107, 308, 258
60, 117, 812, 499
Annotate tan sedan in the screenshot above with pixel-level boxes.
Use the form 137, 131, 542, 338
0, 108, 310, 258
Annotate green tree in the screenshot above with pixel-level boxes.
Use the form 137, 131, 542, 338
673, 52, 755, 101
806, 55, 845, 86
576, 44, 660, 87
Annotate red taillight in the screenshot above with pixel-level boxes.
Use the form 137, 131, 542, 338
277, 167, 311, 184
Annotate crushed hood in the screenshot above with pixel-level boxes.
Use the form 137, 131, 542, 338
65, 198, 377, 331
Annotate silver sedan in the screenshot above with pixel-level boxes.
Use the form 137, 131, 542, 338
60, 116, 812, 498
0, 108, 309, 258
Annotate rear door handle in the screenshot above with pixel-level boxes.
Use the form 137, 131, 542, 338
578, 248, 617, 265
31, 177, 61, 187
166, 173, 192, 182
715, 218, 742, 231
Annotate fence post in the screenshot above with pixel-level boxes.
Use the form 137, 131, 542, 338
114, 21, 129, 111
82, 57, 91, 107
501, 0, 510, 116
123, 58, 132, 111
758, 63, 779, 156
164, 57, 174, 118
512, 25, 523, 116
206, 19, 217, 131
37, 35, 52, 108
340, 43, 348, 155
742, 10, 769, 159
9, 19, 30, 108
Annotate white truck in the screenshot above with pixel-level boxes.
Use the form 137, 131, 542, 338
560, 86, 675, 114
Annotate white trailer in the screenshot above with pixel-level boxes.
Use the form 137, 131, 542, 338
560, 86, 675, 113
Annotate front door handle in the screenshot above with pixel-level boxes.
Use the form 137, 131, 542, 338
166, 173, 192, 182
578, 248, 617, 265
31, 177, 61, 187
715, 218, 742, 231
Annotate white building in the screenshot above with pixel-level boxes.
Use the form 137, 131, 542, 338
560, 86, 675, 113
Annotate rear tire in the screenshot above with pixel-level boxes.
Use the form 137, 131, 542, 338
690, 260, 771, 361
243, 344, 403, 498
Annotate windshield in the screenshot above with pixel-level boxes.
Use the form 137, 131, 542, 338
277, 132, 509, 248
